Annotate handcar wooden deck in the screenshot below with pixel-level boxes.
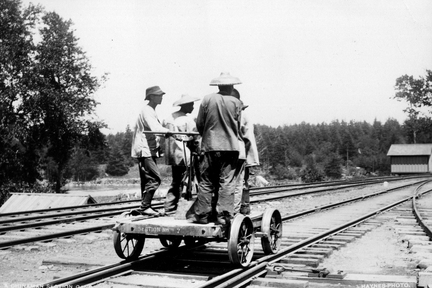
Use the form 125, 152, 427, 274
112, 208, 282, 267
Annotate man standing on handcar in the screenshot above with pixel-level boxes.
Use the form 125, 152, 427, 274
186, 72, 244, 225
163, 94, 200, 216
130, 85, 172, 216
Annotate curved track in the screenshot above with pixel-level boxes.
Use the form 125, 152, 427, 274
413, 183, 432, 240
39, 178, 432, 287
1, 176, 425, 249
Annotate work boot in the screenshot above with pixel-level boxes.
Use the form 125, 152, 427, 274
214, 216, 226, 225
142, 207, 160, 216
214, 212, 232, 226
187, 214, 209, 224
161, 209, 176, 217
130, 208, 159, 217
240, 205, 251, 215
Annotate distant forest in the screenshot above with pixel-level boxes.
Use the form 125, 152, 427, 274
90, 117, 432, 185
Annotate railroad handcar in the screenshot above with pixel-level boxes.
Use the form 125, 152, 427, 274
112, 208, 282, 267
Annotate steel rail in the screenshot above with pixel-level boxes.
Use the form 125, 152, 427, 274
0, 181, 356, 220
249, 174, 429, 192
40, 249, 174, 287
0, 180, 424, 249
198, 186, 423, 288
276, 180, 423, 222
249, 180, 377, 196
0, 207, 132, 233
412, 182, 432, 240
0, 201, 164, 232
250, 176, 387, 192
37, 180, 427, 287
0, 180, 366, 219
0, 223, 114, 249
0, 177, 418, 231
2, 175, 423, 219
0, 179, 406, 231
0, 180, 368, 225
250, 179, 425, 204
0, 203, 140, 225
0, 198, 141, 217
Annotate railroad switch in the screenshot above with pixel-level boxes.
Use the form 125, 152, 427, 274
266, 264, 346, 279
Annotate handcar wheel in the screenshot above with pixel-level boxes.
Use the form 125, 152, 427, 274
160, 236, 182, 248
113, 230, 145, 260
227, 214, 255, 267
261, 208, 282, 254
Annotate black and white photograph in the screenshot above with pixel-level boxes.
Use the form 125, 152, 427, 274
1, 0, 432, 287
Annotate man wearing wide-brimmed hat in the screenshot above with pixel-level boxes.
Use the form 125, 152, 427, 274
130, 85, 172, 216
163, 94, 200, 215
232, 88, 259, 216
186, 72, 244, 225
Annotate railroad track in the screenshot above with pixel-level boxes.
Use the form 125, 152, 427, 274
1, 176, 426, 249
38, 178, 432, 287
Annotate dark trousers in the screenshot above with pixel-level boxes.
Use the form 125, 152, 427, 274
138, 157, 161, 210
164, 165, 186, 212
186, 151, 239, 221
241, 167, 251, 215
233, 159, 246, 214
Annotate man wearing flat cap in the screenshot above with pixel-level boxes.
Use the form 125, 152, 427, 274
163, 94, 200, 215
186, 72, 244, 225
131, 85, 171, 216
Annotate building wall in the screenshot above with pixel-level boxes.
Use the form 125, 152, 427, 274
390, 156, 430, 173
429, 155, 432, 172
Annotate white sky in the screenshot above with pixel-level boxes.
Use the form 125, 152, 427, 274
22, 0, 432, 134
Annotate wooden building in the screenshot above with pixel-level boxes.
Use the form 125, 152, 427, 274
387, 144, 432, 174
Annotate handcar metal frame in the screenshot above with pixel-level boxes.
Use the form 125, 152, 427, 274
112, 208, 282, 267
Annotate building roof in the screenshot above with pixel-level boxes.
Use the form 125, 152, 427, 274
0, 193, 96, 214
387, 144, 432, 156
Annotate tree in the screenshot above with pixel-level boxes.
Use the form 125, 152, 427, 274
0, 0, 43, 204
340, 128, 356, 166
1, 2, 106, 198
300, 154, 325, 183
403, 116, 432, 144
324, 153, 343, 179
356, 134, 380, 173
394, 70, 432, 143
25, 11, 105, 192
394, 70, 432, 115
105, 146, 129, 177
120, 126, 135, 166
65, 147, 99, 182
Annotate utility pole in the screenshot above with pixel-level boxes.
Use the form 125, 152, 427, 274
346, 146, 349, 176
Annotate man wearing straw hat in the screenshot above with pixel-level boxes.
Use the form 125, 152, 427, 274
232, 88, 260, 215
130, 85, 172, 216
163, 94, 200, 216
186, 72, 244, 225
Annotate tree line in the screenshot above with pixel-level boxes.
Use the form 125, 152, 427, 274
1, 0, 431, 206
98, 117, 428, 185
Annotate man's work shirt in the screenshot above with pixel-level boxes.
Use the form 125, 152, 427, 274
131, 104, 168, 158
197, 93, 243, 154
164, 110, 198, 166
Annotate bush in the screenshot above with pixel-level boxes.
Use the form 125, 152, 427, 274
272, 164, 289, 180
106, 161, 129, 176
300, 165, 326, 183
324, 153, 343, 179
